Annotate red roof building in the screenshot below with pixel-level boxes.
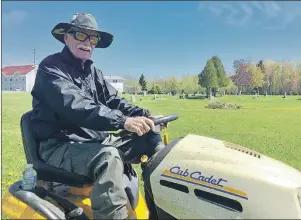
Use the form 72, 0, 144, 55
2, 65, 34, 77
2, 65, 36, 92
2, 65, 124, 93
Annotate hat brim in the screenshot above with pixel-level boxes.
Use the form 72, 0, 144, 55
51, 23, 114, 48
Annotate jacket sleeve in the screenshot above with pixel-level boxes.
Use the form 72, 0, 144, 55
35, 63, 128, 131
103, 78, 151, 117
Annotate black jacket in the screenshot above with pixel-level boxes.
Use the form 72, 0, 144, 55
31, 46, 150, 142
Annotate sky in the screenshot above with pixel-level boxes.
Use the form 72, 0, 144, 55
2, 1, 301, 79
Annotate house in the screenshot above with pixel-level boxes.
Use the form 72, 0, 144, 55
2, 65, 36, 92
104, 75, 125, 93
2, 65, 125, 93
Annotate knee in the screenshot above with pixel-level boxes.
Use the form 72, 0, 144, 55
99, 147, 123, 166
101, 146, 121, 159
87, 147, 123, 180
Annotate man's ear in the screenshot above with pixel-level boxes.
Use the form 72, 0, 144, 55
63, 33, 68, 44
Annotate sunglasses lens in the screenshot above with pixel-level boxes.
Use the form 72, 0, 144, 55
72, 31, 100, 45
90, 36, 99, 45
75, 32, 88, 41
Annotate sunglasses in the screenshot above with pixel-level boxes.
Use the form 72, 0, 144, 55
68, 31, 100, 45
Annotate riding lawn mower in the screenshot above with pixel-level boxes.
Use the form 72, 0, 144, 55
2, 111, 301, 219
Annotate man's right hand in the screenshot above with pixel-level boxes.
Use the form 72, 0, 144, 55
124, 117, 155, 136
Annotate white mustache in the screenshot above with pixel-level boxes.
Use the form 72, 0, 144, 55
77, 45, 91, 52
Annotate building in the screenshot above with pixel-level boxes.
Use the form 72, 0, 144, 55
2, 65, 36, 92
104, 75, 125, 93
2, 65, 125, 93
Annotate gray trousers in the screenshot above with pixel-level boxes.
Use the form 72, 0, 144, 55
39, 130, 162, 219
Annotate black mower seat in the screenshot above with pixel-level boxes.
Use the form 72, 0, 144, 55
21, 111, 93, 187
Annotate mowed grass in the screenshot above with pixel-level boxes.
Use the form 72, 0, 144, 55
2, 92, 301, 198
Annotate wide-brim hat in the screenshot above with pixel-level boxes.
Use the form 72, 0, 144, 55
51, 13, 113, 48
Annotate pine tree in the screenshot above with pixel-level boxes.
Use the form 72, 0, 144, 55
198, 59, 218, 98
212, 56, 229, 87
138, 73, 147, 90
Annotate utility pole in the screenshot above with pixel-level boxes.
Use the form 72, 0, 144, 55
32, 48, 36, 69
30, 48, 36, 92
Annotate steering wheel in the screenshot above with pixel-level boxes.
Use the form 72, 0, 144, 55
118, 114, 179, 137
152, 114, 179, 126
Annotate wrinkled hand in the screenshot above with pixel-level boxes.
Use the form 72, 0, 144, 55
124, 117, 155, 136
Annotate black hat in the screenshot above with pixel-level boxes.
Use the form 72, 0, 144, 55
51, 13, 113, 48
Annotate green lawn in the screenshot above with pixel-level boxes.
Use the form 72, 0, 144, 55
2, 92, 301, 198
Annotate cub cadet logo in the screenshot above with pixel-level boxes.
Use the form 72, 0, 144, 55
161, 165, 249, 200
169, 166, 227, 187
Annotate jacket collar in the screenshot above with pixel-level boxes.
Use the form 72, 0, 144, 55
60, 46, 93, 71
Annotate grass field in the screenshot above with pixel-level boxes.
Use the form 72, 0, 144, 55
2, 92, 301, 200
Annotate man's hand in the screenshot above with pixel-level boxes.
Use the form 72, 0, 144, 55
124, 117, 155, 136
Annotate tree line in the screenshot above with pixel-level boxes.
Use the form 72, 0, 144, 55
123, 57, 301, 96
231, 59, 301, 95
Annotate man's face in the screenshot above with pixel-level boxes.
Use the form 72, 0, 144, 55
64, 28, 99, 61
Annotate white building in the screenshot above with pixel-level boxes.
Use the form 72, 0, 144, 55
1, 65, 36, 91
104, 75, 125, 93
2, 65, 125, 93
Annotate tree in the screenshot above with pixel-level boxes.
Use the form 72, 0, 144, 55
224, 78, 237, 95
233, 59, 247, 74
271, 62, 282, 95
248, 64, 264, 93
256, 60, 265, 74
212, 56, 229, 88
289, 70, 300, 94
147, 77, 169, 93
279, 61, 299, 95
280, 62, 293, 94
180, 75, 199, 93
162, 80, 169, 93
138, 73, 147, 91
231, 59, 250, 94
155, 85, 161, 94
263, 60, 277, 95
150, 85, 158, 94
295, 62, 301, 93
167, 76, 180, 95
198, 59, 218, 98
256, 60, 266, 93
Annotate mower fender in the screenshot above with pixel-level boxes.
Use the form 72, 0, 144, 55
2, 181, 65, 219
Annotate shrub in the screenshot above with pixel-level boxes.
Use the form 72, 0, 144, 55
206, 98, 242, 109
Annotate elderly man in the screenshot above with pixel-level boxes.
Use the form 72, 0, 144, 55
31, 13, 164, 219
